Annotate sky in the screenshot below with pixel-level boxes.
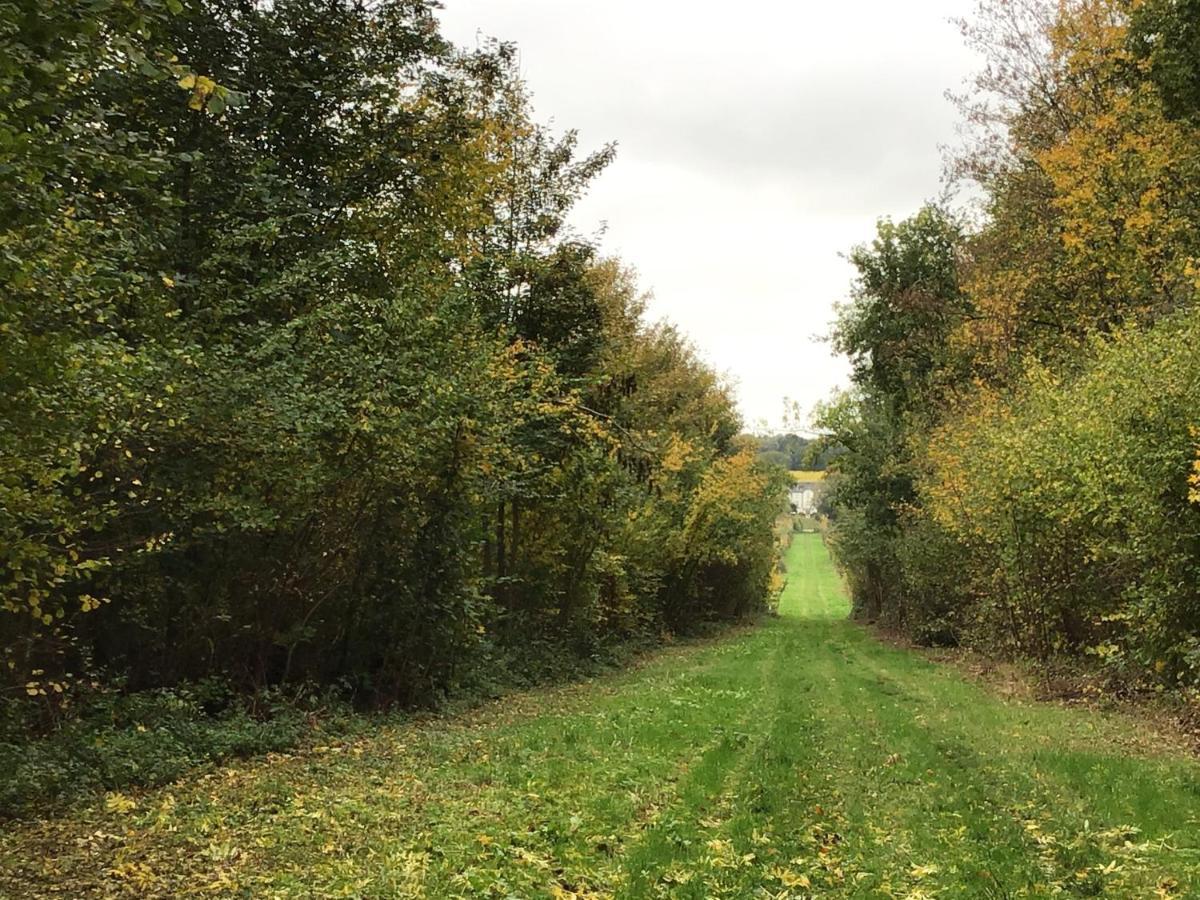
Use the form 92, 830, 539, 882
437, 1, 981, 433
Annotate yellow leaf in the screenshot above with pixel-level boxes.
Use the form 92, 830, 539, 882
105, 792, 138, 814
776, 869, 811, 888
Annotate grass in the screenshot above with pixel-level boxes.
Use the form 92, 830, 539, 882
4, 533, 1199, 898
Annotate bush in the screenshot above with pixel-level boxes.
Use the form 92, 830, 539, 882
0, 683, 315, 819
919, 311, 1200, 682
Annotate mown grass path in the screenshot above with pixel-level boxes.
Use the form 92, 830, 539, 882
5, 534, 1200, 898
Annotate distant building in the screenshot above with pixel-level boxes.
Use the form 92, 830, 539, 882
788, 470, 825, 515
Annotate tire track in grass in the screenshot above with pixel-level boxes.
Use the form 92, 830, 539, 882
695, 627, 833, 898
792, 583, 1155, 896
845, 630, 1200, 896
786, 534, 1200, 897
609, 631, 781, 898
822, 641, 1056, 896
681, 537, 867, 897
757, 539, 1086, 895
589, 635, 783, 897
416, 635, 781, 898
617, 536, 858, 898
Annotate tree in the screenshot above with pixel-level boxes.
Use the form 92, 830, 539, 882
2, 0, 784, 712
820, 206, 967, 631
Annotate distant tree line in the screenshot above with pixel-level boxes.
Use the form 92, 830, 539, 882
820, 0, 1200, 690
0, 0, 785, 714
752, 433, 841, 471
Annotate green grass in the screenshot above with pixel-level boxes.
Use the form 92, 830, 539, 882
4, 534, 1199, 898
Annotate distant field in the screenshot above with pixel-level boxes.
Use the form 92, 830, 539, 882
789, 470, 826, 482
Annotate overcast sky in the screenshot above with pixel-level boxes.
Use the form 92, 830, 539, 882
437, 1, 980, 432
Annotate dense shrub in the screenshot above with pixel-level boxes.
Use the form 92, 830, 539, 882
922, 312, 1200, 680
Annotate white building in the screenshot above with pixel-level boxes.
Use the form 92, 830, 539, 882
788, 471, 825, 516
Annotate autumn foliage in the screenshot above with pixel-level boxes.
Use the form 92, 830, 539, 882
822, 0, 1200, 691
0, 0, 785, 722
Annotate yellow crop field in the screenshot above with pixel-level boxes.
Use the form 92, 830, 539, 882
789, 470, 826, 483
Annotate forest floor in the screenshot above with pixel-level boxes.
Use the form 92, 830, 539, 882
4, 534, 1200, 898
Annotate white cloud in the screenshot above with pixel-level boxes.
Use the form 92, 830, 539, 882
438, 0, 979, 430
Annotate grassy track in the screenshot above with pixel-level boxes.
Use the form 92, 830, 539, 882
4, 533, 1199, 898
